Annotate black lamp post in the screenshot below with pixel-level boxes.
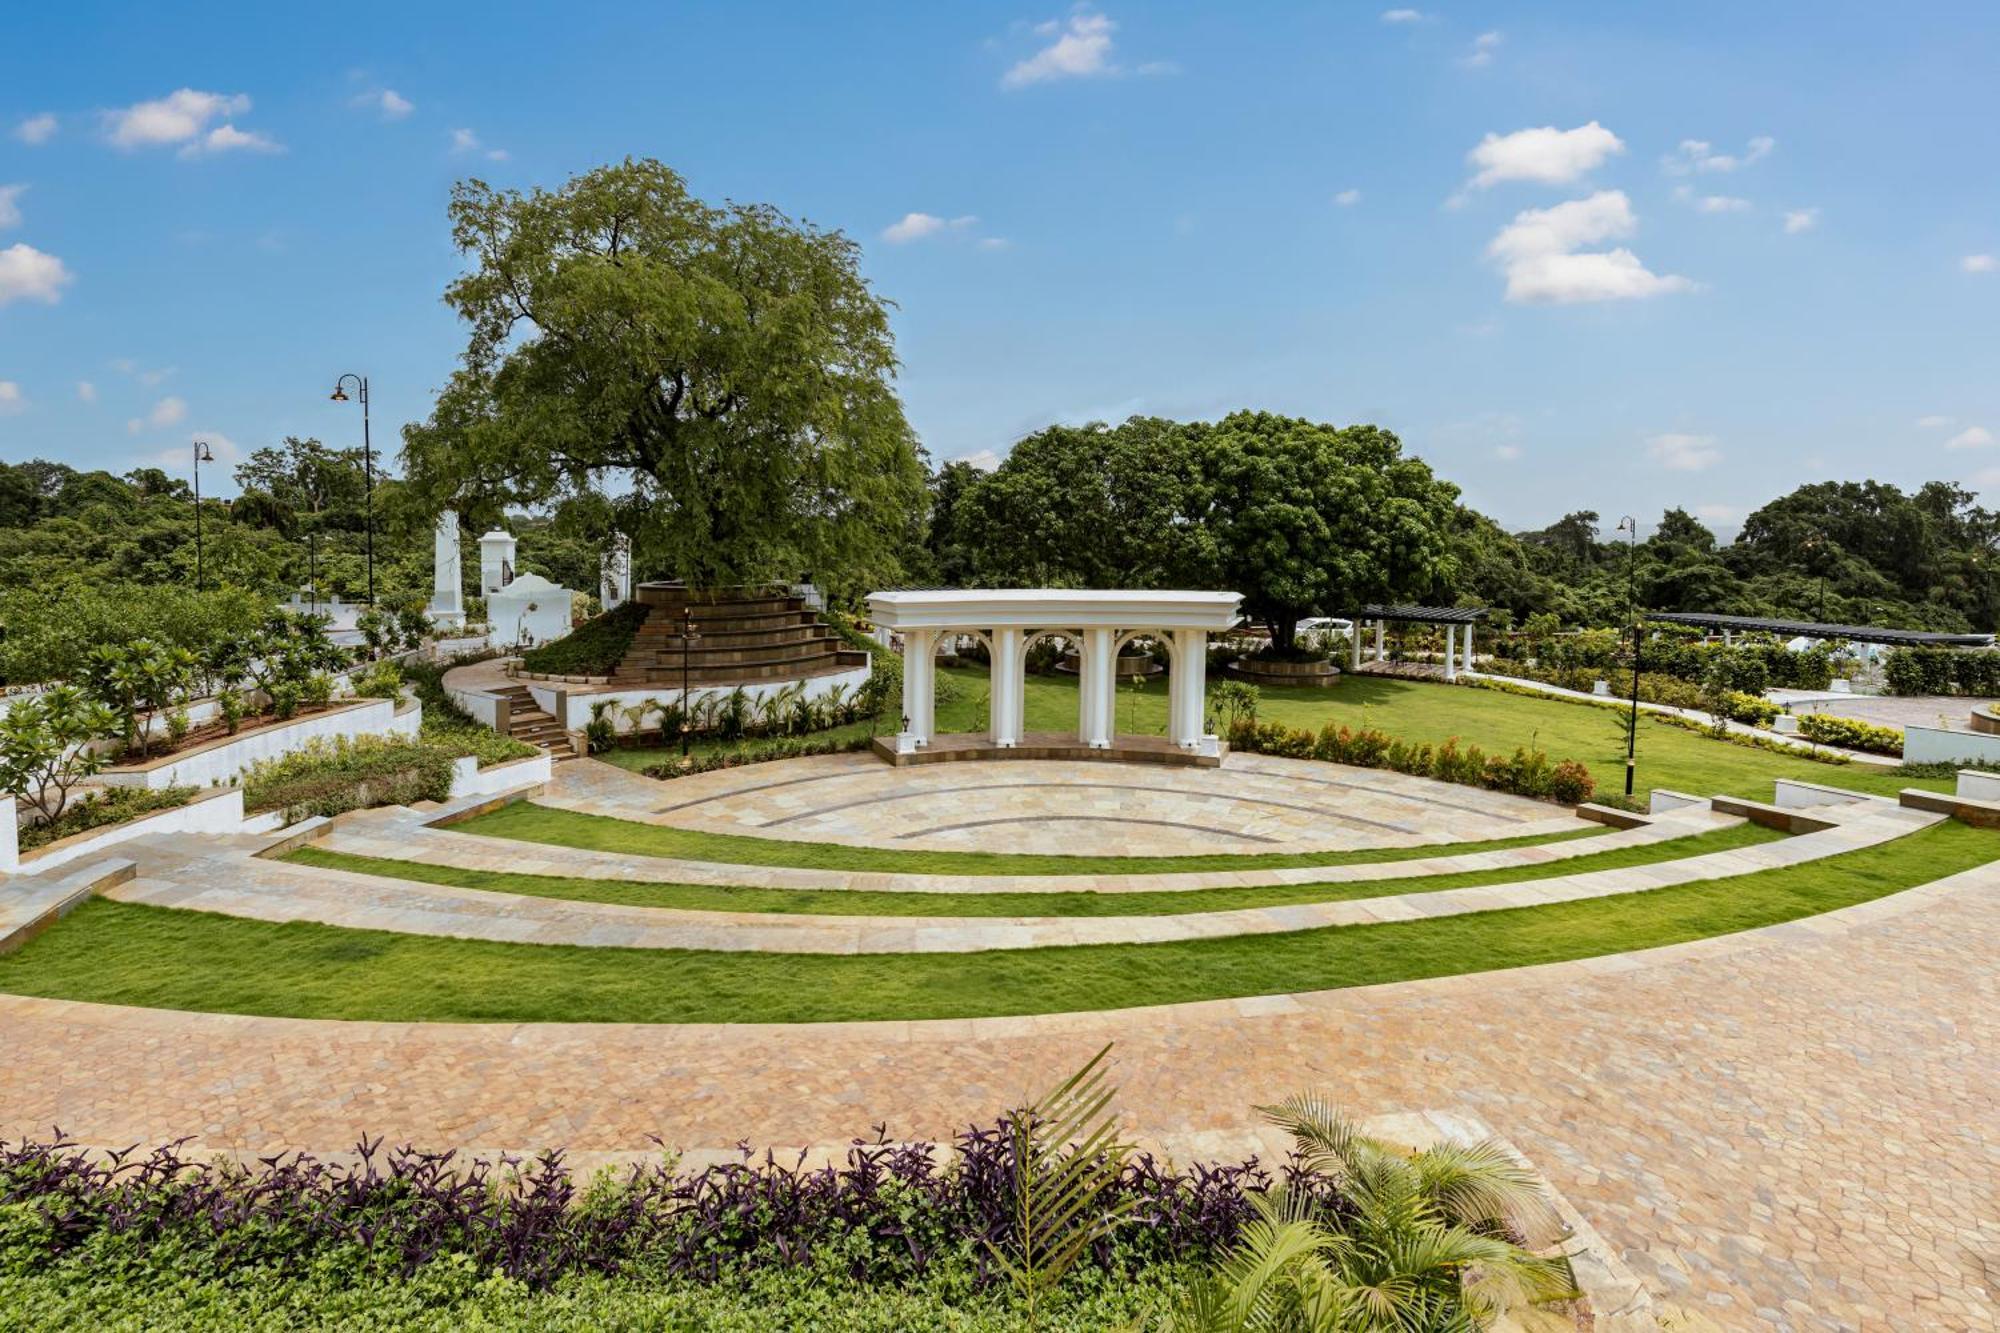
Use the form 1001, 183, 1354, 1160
1617, 514, 1642, 797
328, 374, 375, 605
678, 606, 701, 757
191, 440, 215, 591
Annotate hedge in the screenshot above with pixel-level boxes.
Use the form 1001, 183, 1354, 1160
517, 602, 649, 677
240, 736, 458, 821
1796, 713, 1903, 757
1225, 716, 1593, 805
1884, 647, 2000, 697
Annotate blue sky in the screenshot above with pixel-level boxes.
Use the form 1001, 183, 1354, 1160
1, 1, 1996, 536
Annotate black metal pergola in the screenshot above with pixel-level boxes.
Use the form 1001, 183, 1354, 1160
1646, 612, 1992, 649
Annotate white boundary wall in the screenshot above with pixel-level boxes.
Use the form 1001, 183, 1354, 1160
1902, 722, 2000, 768
550, 663, 873, 734
448, 751, 552, 799
96, 698, 421, 791
4, 787, 246, 877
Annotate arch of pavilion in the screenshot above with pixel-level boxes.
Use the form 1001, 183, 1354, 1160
865, 589, 1243, 759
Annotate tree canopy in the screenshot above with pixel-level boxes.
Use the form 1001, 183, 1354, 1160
401, 158, 929, 597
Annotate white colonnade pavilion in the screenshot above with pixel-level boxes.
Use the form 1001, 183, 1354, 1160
866, 590, 1243, 753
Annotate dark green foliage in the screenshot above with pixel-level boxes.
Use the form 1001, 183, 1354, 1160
518, 602, 648, 676
1795, 713, 1903, 756
15, 785, 194, 851
1226, 716, 1595, 806
240, 737, 459, 820
1884, 646, 2000, 696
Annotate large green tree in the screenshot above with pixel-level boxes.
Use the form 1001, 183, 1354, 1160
1196, 413, 1459, 651
401, 159, 928, 597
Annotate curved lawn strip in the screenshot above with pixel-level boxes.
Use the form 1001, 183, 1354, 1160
287, 822, 1781, 919
2, 823, 1983, 1024
452, 800, 1604, 875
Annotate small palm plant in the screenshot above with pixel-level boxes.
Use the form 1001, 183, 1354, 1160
987, 1043, 1137, 1330
1166, 1095, 1576, 1333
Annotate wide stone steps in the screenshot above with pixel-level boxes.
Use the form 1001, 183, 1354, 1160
610, 585, 866, 688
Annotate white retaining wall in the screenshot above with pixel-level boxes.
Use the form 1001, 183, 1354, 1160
96, 698, 421, 791
1901, 722, 2000, 768
448, 751, 553, 800
1771, 779, 1886, 810
1955, 769, 2000, 802
555, 663, 873, 734
3, 787, 246, 877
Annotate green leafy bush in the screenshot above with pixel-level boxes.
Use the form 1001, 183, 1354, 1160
518, 602, 648, 676
241, 736, 457, 820
1885, 646, 2000, 696
398, 656, 540, 768
642, 733, 875, 779
0, 685, 114, 825
1796, 712, 1903, 756
16, 785, 195, 851
1229, 716, 1593, 805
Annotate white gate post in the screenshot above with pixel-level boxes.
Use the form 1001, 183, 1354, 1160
990, 627, 1024, 747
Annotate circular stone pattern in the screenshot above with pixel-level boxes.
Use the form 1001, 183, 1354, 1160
646, 751, 1566, 855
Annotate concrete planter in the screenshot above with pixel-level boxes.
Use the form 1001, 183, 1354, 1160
4, 786, 246, 877
1227, 658, 1342, 688
96, 697, 420, 791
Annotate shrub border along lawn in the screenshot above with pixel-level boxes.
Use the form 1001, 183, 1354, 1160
288, 820, 1781, 919
448, 799, 1611, 876
2, 821, 1981, 1025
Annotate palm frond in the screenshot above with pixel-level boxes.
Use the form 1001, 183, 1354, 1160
1409, 1137, 1560, 1236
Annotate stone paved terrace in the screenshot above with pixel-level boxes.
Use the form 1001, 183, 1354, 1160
3, 862, 1995, 1329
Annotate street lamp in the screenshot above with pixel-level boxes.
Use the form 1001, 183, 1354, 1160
329, 373, 376, 605
678, 606, 701, 758
1616, 515, 1642, 797
192, 440, 215, 591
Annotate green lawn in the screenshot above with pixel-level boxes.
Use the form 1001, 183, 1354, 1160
453, 798, 1607, 876
290, 820, 1780, 918
598, 668, 1941, 803
5, 821, 1979, 1024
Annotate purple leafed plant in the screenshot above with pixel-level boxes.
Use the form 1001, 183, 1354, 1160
0, 1117, 1351, 1289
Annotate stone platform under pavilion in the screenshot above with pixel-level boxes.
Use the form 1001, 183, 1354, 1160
870, 730, 1224, 768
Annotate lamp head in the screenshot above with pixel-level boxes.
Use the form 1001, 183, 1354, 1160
329, 384, 349, 402
195, 441, 214, 463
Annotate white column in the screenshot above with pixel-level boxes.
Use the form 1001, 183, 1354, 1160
1464, 622, 1475, 671
1350, 621, 1362, 672
990, 627, 1023, 746
1080, 626, 1115, 747
1444, 623, 1459, 681
1173, 628, 1209, 748
1374, 620, 1385, 662
901, 628, 935, 746
427, 511, 465, 628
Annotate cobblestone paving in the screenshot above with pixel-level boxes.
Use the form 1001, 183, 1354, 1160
3, 865, 1994, 1329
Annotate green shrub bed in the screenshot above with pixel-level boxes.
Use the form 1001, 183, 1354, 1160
1795, 713, 1903, 756
1226, 716, 1594, 805
1884, 646, 2000, 696
16, 786, 195, 852
401, 657, 541, 767
517, 602, 648, 677
241, 737, 458, 821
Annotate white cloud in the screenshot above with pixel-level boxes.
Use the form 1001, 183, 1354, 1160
128, 395, 188, 432
1963, 253, 1997, 274
449, 128, 508, 161
139, 366, 176, 387
0, 381, 23, 414
186, 123, 281, 157
1648, 433, 1722, 472
1783, 208, 1819, 234
1486, 190, 1693, 304
0, 243, 72, 306
1663, 135, 1774, 175
1917, 415, 1954, 428
77, 380, 97, 403
13, 113, 57, 146
1493, 443, 1522, 461
0, 184, 23, 230
355, 88, 413, 120
1946, 426, 1995, 450
103, 89, 263, 151
881, 212, 977, 243
1459, 31, 1502, 67
1003, 11, 1118, 88
956, 449, 1002, 472
1333, 188, 1361, 207
1380, 8, 1425, 22
976, 236, 1012, 251
1463, 121, 1623, 191
1694, 194, 1751, 213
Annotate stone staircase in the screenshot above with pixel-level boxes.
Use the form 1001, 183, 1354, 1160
493, 684, 577, 758
614, 584, 868, 687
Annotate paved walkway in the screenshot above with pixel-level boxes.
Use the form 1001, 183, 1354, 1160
554, 750, 1577, 854
2, 863, 1994, 1329
106, 803, 1931, 953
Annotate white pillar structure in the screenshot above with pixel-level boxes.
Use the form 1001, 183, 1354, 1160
1374, 620, 1386, 662
1444, 623, 1459, 681
1463, 622, 1475, 671
990, 627, 1025, 746
867, 590, 1241, 753
478, 530, 518, 596
599, 533, 631, 611
1350, 623, 1363, 672
427, 510, 465, 629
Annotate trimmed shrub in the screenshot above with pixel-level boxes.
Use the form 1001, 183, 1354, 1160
241, 736, 458, 821
1885, 646, 2000, 697
1796, 712, 1903, 756
1229, 716, 1592, 805
518, 601, 649, 677
642, 733, 876, 780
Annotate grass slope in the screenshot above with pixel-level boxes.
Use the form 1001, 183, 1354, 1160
289, 821, 1781, 918
4, 823, 1980, 1024
453, 799, 1606, 875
